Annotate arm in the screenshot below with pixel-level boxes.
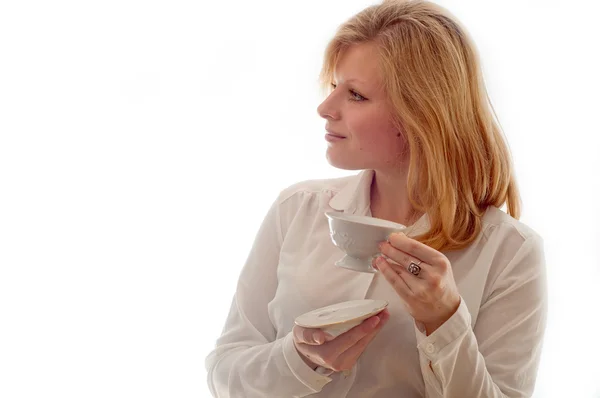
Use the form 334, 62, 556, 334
204, 195, 333, 397
416, 236, 547, 397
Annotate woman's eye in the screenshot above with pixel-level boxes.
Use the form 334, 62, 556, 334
330, 83, 366, 102
350, 90, 366, 101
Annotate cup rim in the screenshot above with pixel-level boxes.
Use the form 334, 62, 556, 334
325, 211, 407, 230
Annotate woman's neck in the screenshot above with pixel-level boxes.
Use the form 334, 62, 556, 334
369, 169, 422, 227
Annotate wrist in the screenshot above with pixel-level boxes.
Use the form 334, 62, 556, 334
423, 319, 445, 336
423, 296, 461, 335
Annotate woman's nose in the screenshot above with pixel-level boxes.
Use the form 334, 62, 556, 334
317, 97, 340, 120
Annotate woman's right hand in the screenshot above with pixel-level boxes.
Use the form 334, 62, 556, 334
292, 309, 390, 372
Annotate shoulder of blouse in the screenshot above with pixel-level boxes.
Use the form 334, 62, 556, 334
481, 206, 542, 244
276, 174, 356, 205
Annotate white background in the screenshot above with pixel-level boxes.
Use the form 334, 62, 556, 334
1, 0, 599, 397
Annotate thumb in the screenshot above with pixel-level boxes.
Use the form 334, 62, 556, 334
314, 330, 335, 344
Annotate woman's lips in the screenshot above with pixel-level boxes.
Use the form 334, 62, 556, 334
325, 133, 346, 142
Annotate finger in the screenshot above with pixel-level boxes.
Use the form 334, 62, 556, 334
300, 311, 390, 371
387, 260, 428, 291
293, 325, 330, 345
333, 311, 390, 370
381, 244, 446, 287
375, 256, 415, 299
378, 242, 432, 279
331, 312, 384, 350
296, 313, 382, 368
395, 258, 441, 286
343, 312, 388, 358
384, 246, 447, 290
387, 232, 446, 266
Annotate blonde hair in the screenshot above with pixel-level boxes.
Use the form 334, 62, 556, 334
319, 0, 521, 252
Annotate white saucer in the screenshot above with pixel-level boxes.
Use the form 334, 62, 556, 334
295, 299, 388, 337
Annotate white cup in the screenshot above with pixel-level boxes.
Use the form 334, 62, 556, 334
325, 211, 407, 273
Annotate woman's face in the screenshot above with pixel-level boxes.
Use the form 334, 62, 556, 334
317, 42, 408, 172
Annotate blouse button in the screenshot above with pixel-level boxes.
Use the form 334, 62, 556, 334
425, 343, 435, 354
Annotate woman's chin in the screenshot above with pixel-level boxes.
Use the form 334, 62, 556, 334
325, 152, 364, 171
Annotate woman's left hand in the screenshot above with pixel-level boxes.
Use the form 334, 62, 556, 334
374, 232, 461, 335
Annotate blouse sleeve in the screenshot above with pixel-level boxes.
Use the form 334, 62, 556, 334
415, 235, 548, 397
205, 194, 333, 397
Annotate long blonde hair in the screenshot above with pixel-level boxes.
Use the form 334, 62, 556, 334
319, 0, 520, 252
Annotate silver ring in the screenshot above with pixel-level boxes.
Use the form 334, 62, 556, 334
407, 260, 422, 276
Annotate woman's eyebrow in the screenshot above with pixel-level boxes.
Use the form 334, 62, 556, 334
333, 76, 366, 84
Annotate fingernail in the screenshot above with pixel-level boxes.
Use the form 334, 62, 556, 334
371, 316, 381, 327
315, 335, 324, 344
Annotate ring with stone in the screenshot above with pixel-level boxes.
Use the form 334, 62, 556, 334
407, 260, 422, 276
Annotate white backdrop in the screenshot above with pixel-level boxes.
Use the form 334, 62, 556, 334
1, 1, 599, 397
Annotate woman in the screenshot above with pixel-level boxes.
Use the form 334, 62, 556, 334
205, 0, 547, 396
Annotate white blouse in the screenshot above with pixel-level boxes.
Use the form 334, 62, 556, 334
205, 169, 547, 397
